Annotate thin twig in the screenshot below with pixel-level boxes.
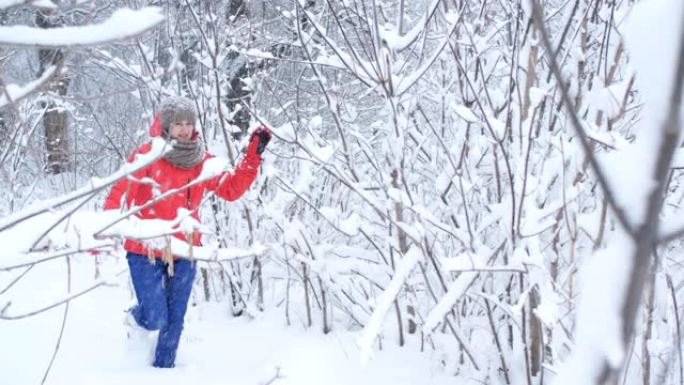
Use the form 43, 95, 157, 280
260, 366, 284, 385
0, 147, 165, 233
0, 265, 34, 295
1, 269, 126, 320
1, 243, 114, 272
40, 257, 71, 385
29, 192, 98, 251
484, 295, 511, 384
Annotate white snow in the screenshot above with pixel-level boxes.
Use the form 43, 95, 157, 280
358, 246, 422, 364
671, 148, 684, 168
198, 157, 232, 181
0, 258, 456, 385
423, 272, 478, 332
553, 0, 684, 383
485, 114, 506, 139
450, 102, 479, 123
553, 229, 633, 385
0, 7, 164, 47
0, 65, 57, 108
394, 15, 460, 96
0, 0, 56, 8
241, 48, 275, 59
0, 210, 266, 272
304, 136, 335, 163
377, 0, 444, 53
0, 138, 169, 234
623, 0, 683, 129
338, 212, 361, 234
440, 252, 524, 273
598, 0, 683, 227
1, 0, 680, 383
529, 87, 547, 109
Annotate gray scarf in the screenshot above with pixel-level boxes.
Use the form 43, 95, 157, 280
163, 138, 206, 169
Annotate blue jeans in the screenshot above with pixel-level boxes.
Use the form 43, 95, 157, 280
126, 252, 197, 368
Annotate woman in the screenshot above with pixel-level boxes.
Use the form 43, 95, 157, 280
104, 96, 271, 368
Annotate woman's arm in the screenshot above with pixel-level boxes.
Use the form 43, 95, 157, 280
208, 127, 271, 202
209, 152, 261, 202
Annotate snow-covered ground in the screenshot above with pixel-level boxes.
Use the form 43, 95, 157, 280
1, 256, 453, 385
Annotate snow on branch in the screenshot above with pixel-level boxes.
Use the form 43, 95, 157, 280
297, 5, 376, 88
358, 246, 422, 364
0, 150, 253, 270
0, 65, 57, 108
0, 207, 268, 271
423, 272, 478, 332
0, 269, 127, 320
0, 0, 56, 10
531, 0, 635, 236
379, 0, 443, 52
394, 10, 462, 96
0, 7, 164, 48
92, 156, 234, 238
0, 138, 169, 233
553, 230, 632, 384
542, 0, 684, 382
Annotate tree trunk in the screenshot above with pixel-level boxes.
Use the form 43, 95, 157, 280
225, 0, 252, 136
37, 10, 70, 174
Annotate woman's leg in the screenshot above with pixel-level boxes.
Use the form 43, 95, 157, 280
126, 253, 168, 330
153, 258, 197, 368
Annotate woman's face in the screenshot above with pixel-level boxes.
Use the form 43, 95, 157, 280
169, 120, 194, 140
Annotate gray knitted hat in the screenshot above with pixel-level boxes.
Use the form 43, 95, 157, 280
159, 96, 197, 136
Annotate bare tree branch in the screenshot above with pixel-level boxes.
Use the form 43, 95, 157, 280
40, 256, 71, 385
0, 65, 59, 108
0, 269, 126, 321
0, 140, 168, 233
530, 0, 635, 237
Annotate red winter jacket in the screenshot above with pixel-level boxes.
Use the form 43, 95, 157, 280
103, 115, 262, 257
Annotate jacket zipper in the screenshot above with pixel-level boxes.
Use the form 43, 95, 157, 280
187, 178, 191, 209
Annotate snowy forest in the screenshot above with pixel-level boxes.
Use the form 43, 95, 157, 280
1, 0, 683, 384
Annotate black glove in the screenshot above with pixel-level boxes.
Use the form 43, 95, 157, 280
248, 126, 272, 155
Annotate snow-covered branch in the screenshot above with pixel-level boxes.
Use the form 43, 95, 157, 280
0, 138, 169, 233
0, 7, 164, 48
0, 65, 57, 108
